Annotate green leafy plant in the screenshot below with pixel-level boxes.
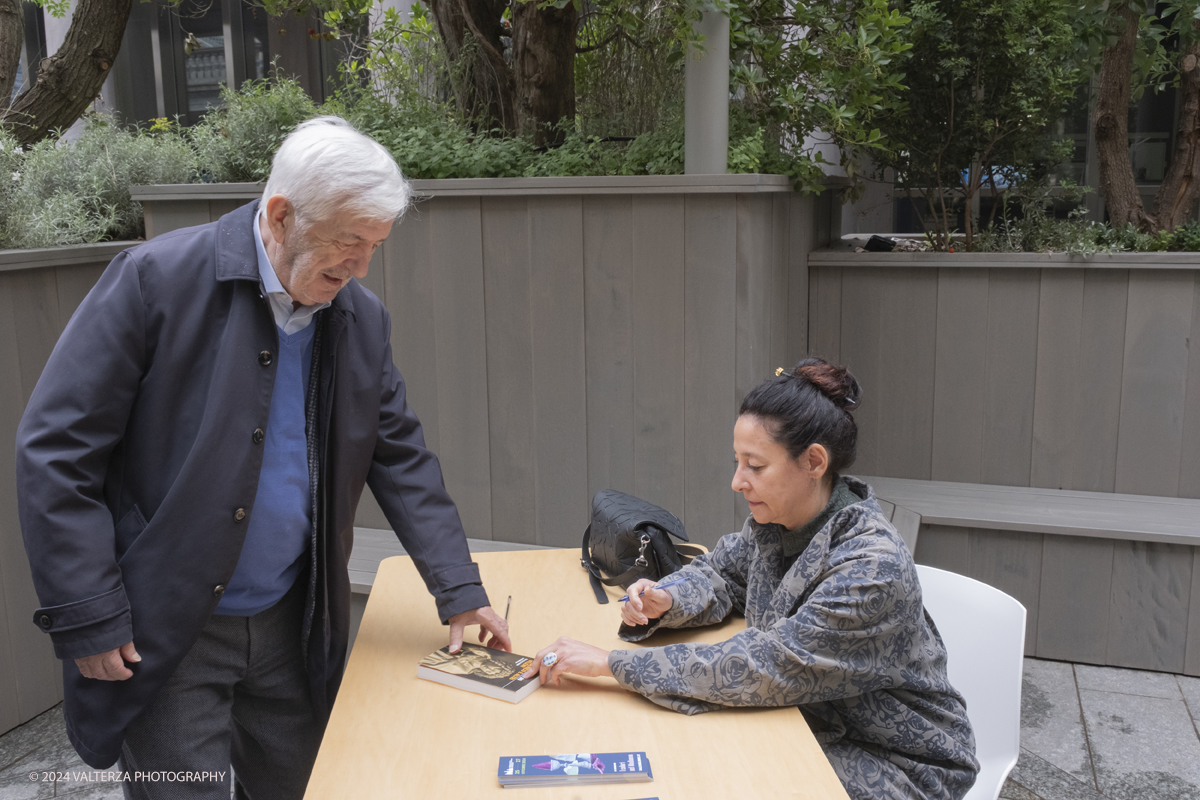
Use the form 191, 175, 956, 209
3, 116, 196, 249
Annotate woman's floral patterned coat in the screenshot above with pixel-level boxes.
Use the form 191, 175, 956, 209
606, 477, 980, 800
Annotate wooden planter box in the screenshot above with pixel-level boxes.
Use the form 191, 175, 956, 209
811, 249, 1200, 675
0, 241, 140, 735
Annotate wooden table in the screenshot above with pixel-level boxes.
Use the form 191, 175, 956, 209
305, 549, 849, 800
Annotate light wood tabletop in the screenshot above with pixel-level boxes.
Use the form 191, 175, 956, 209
305, 549, 849, 800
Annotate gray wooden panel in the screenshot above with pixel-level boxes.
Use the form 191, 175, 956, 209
981, 269, 1040, 486
735, 194, 774, 405
769, 193, 791, 372
480, 197, 537, 546
1186, 548, 1200, 676
784, 193, 809, 364
1181, 274, 1200, 500
527, 196, 589, 547
10, 268, 62, 406
912, 524, 970, 575
875, 269, 938, 479
631, 196, 687, 520
0, 275, 26, 734
838, 268, 884, 474
1105, 540, 1193, 672
387, 202, 440, 452
931, 268, 989, 483
0, 271, 63, 723
582, 196, 635, 498
1072, 270, 1130, 493
685, 194, 740, 546
891, 504, 921, 553
1115, 270, 1195, 496
207, 198, 246, 221
54, 263, 106, 329
1037, 534, 1114, 664
1031, 269, 1085, 490
808, 263, 841, 362
143, 199, 209, 239
967, 528, 1043, 655
429, 198, 493, 539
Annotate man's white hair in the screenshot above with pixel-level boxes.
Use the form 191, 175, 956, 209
262, 116, 411, 224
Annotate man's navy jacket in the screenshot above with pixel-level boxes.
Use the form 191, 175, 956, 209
15, 201, 489, 768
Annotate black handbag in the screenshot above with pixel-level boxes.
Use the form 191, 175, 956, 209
580, 490, 705, 604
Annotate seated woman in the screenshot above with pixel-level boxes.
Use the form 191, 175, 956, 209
524, 358, 979, 800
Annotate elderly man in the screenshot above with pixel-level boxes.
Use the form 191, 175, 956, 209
16, 117, 509, 799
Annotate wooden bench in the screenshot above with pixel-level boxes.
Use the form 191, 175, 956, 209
860, 475, 1200, 677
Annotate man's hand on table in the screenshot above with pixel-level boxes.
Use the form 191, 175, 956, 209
448, 606, 511, 653
76, 641, 141, 681
523, 637, 613, 686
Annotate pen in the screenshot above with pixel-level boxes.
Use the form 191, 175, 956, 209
618, 576, 687, 603
504, 595, 511, 621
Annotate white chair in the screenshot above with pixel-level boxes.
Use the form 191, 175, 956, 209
915, 565, 1026, 800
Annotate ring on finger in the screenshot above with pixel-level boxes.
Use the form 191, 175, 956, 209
542, 652, 558, 667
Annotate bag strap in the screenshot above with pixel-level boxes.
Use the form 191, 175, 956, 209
581, 524, 656, 602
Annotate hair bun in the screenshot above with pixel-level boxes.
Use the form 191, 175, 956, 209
794, 358, 862, 411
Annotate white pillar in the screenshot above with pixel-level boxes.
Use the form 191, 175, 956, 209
684, 11, 729, 175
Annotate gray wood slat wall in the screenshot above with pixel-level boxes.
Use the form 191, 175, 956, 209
811, 254, 1200, 676
912, 526, 1200, 677
0, 258, 113, 734
808, 261, 1200, 499
123, 190, 814, 553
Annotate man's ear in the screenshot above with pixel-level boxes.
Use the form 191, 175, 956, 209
805, 443, 831, 481
263, 195, 293, 245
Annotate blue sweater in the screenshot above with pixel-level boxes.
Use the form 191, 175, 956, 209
215, 322, 316, 615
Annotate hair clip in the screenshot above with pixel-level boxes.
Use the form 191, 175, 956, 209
775, 367, 785, 377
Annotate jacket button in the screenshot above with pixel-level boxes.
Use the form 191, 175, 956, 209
234, 508, 246, 522
39, 614, 52, 629
258, 350, 272, 366
213, 585, 225, 597
252, 428, 265, 444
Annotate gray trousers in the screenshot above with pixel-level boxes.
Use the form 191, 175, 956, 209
119, 579, 325, 800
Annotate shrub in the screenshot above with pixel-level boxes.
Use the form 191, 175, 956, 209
3, 116, 195, 248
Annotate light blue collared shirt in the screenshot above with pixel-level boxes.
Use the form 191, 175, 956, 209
254, 209, 330, 334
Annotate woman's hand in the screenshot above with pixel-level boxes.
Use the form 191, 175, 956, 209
523, 637, 613, 686
621, 578, 675, 627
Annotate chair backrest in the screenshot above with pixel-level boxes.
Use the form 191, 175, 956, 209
915, 565, 1026, 800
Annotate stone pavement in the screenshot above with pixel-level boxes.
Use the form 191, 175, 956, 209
1, 657, 1198, 799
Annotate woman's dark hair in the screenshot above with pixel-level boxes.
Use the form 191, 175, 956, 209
738, 356, 862, 475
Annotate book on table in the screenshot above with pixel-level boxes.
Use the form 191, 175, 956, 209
497, 752, 653, 788
416, 643, 539, 703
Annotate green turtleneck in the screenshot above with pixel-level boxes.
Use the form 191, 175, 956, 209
780, 476, 858, 570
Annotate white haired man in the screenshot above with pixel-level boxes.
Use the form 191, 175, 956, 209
16, 117, 510, 799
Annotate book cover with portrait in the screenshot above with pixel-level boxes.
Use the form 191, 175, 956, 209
417, 643, 539, 703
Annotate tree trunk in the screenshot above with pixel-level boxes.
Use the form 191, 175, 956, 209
1152, 35, 1200, 230
1, 0, 131, 145
1093, 3, 1153, 229
428, 0, 517, 133
512, 1, 577, 146
0, 0, 22, 104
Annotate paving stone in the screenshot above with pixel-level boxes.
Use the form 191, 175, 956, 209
1074, 664, 1182, 699
0, 707, 66, 779
1009, 749, 1107, 800
55, 778, 127, 799
0, 769, 53, 800
1180, 674, 1200, 729
1019, 658, 1093, 784
1000, 776, 1045, 800
1080, 688, 1200, 800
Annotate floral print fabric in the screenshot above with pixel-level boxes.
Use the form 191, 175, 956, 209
607, 477, 979, 800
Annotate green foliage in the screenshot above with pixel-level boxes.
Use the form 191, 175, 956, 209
2, 117, 196, 249
190, 76, 319, 183
728, 0, 912, 192
872, 0, 1090, 249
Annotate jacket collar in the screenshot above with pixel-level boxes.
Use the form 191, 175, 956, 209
215, 199, 356, 319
